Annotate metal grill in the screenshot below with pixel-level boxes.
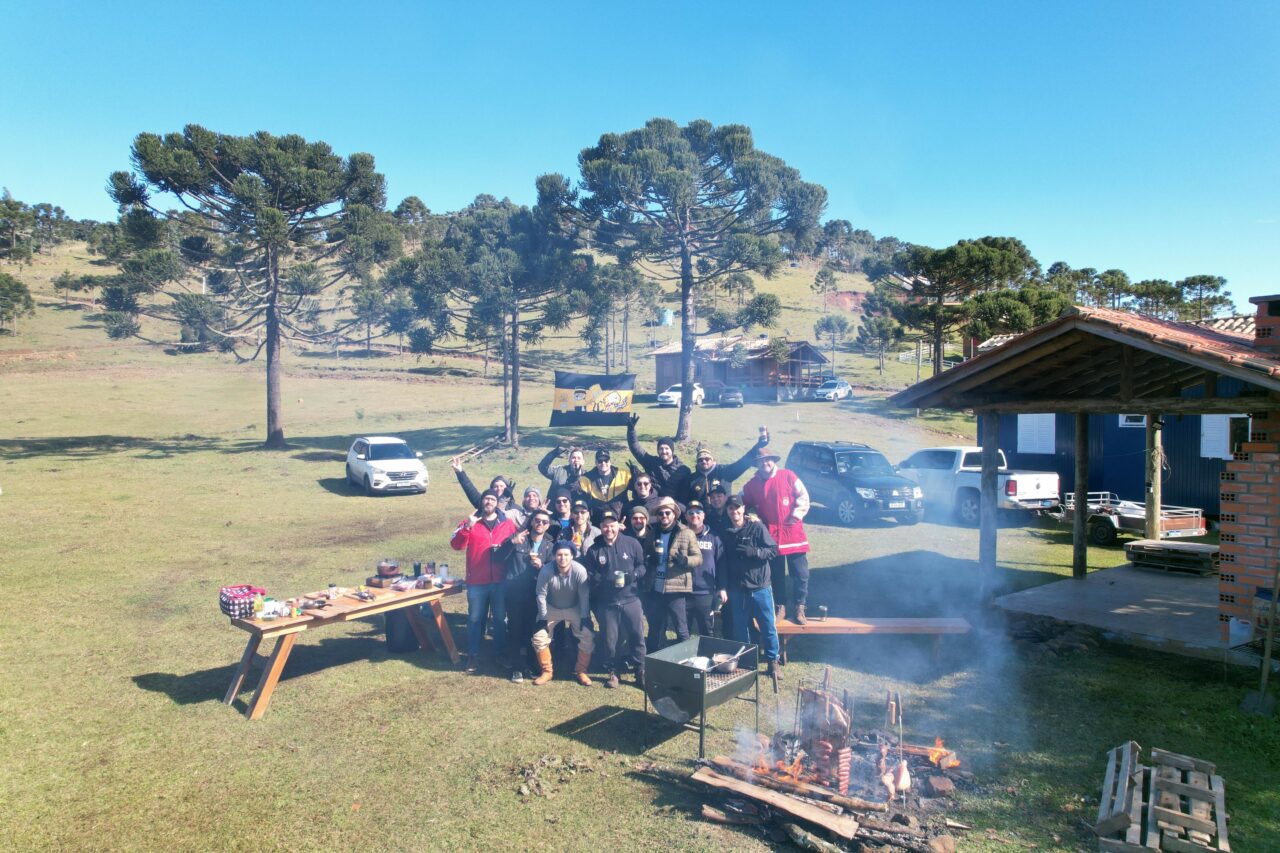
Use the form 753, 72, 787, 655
386, 471, 418, 481
643, 637, 759, 758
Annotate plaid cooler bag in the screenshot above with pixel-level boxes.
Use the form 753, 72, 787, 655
219, 585, 266, 619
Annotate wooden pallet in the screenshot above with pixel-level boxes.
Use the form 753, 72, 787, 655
1095, 745, 1229, 853
1126, 540, 1219, 577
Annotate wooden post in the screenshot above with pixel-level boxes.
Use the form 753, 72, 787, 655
979, 411, 1000, 596
1145, 417, 1162, 539
1073, 412, 1089, 578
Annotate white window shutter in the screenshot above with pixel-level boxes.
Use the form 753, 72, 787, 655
1017, 413, 1055, 455
1200, 415, 1230, 460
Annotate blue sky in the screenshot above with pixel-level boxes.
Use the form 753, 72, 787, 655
3, 1, 1277, 304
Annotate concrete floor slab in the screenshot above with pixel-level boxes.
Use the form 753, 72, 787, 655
994, 564, 1235, 661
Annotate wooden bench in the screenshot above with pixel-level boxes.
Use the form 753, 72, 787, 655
773, 616, 973, 664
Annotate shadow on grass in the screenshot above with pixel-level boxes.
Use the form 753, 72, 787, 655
0, 433, 223, 459
294, 450, 344, 463
548, 705, 682, 756
134, 616, 467, 707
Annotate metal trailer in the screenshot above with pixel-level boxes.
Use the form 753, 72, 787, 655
1051, 491, 1206, 546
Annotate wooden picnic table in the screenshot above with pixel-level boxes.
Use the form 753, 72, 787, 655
774, 616, 972, 664
224, 581, 463, 720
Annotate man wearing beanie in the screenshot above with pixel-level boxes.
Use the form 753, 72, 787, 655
679, 425, 770, 505
496, 508, 558, 683
449, 489, 518, 673
505, 484, 544, 528
531, 542, 595, 686
626, 414, 691, 497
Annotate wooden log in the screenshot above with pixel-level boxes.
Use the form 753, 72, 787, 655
700, 804, 761, 826
782, 822, 844, 853
860, 816, 926, 838
690, 767, 860, 841
708, 756, 888, 812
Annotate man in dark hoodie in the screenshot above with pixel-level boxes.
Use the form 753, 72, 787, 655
626, 414, 691, 497
451, 457, 515, 515
718, 495, 782, 679
679, 425, 770, 505
684, 500, 724, 638
585, 511, 648, 688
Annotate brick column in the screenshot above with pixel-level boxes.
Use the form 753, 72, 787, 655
1217, 412, 1280, 642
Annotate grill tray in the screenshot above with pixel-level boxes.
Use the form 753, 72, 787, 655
642, 636, 759, 758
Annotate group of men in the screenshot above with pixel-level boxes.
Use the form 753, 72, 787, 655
447, 415, 814, 687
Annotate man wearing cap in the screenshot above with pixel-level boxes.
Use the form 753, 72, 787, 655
684, 501, 724, 637
538, 445, 587, 496
505, 485, 544, 528
680, 426, 771, 505
531, 542, 595, 686
578, 448, 632, 520
585, 510, 648, 688
496, 508, 558, 683
548, 488, 574, 538
705, 483, 733, 536
741, 446, 812, 624
642, 495, 703, 652
719, 495, 782, 679
560, 499, 600, 554
450, 489, 519, 673
626, 414, 691, 497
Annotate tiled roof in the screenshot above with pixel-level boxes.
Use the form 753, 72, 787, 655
1067, 305, 1280, 379
1193, 314, 1254, 338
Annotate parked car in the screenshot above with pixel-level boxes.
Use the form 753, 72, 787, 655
345, 436, 429, 496
656, 382, 705, 407
895, 446, 1059, 525
719, 385, 745, 408
785, 441, 924, 526
813, 378, 852, 401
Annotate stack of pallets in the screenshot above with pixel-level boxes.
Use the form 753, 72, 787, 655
1125, 540, 1220, 577
1095, 742, 1230, 852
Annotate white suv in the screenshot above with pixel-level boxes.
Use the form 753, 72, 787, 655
656, 383, 705, 407
345, 436, 429, 496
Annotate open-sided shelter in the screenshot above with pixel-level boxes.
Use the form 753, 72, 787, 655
889, 302, 1280, 641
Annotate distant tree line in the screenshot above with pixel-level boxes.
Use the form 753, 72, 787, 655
0, 189, 99, 263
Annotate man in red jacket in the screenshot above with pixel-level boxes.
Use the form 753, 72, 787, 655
450, 489, 518, 672
741, 447, 812, 624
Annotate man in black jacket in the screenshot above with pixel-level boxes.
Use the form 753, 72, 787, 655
718, 496, 782, 679
585, 511, 648, 689
679, 426, 770, 505
495, 509, 558, 683
684, 501, 724, 638
626, 414, 691, 497
451, 457, 515, 514
704, 483, 733, 536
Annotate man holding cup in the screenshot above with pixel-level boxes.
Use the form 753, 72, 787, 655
584, 510, 648, 688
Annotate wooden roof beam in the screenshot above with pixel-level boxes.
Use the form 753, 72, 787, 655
969, 395, 1269, 414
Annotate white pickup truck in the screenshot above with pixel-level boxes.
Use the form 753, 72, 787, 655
896, 446, 1061, 525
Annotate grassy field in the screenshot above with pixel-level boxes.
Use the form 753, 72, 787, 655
2, 246, 1278, 851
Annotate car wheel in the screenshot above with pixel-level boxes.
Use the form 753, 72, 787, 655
1089, 519, 1118, 546
364, 475, 376, 497
835, 492, 861, 527
954, 490, 981, 526
899, 511, 924, 526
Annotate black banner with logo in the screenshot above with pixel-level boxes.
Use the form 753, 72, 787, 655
550, 371, 635, 426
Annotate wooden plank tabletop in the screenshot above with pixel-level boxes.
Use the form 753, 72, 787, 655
774, 616, 972, 636
232, 582, 462, 635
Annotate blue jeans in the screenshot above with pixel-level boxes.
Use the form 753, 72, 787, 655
466, 581, 506, 659
727, 586, 780, 663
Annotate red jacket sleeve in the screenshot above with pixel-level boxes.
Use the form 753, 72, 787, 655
450, 522, 469, 551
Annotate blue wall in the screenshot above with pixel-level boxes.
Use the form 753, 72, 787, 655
987, 377, 1251, 517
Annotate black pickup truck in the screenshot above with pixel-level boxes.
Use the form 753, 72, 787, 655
785, 440, 925, 526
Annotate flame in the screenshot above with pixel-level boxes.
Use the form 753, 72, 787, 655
927, 736, 961, 769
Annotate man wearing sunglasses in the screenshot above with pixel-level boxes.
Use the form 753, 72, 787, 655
496, 508, 558, 683
641, 496, 702, 653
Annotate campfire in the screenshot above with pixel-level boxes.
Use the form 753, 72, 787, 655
691, 667, 973, 850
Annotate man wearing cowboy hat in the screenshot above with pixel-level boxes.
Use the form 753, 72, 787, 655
741, 445, 812, 624
641, 495, 703, 652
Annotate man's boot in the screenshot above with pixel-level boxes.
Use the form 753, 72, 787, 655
794, 604, 807, 625
634, 666, 645, 687
766, 659, 782, 681
605, 671, 620, 689
574, 650, 593, 687
532, 647, 554, 685
775, 603, 786, 622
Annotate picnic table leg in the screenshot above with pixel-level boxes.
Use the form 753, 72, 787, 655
427, 598, 461, 665
224, 635, 262, 704
405, 605, 437, 653
246, 633, 297, 721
